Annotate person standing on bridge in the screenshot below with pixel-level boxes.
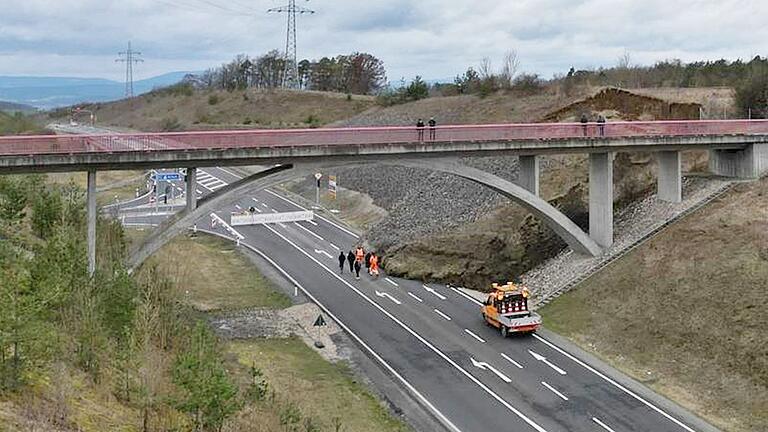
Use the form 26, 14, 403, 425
365, 251, 373, 272
369, 254, 380, 278
416, 118, 425, 142
428, 117, 437, 140
580, 113, 589, 136
597, 114, 606, 137
338, 251, 346, 274
354, 260, 362, 279
347, 250, 355, 273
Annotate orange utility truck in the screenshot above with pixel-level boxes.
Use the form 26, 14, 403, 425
481, 282, 541, 337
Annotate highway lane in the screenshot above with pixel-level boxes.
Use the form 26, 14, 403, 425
117, 166, 711, 432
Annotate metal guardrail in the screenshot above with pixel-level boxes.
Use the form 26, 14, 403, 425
2, 119, 768, 156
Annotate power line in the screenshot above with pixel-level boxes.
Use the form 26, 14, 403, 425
115, 41, 144, 98
268, 0, 315, 89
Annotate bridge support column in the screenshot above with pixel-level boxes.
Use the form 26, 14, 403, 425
517, 155, 540, 195
589, 152, 614, 248
657, 151, 682, 203
87, 170, 97, 276
709, 144, 768, 178
186, 167, 197, 212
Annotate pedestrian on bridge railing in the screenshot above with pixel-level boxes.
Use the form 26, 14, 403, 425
428, 117, 437, 140
597, 114, 606, 137
580, 113, 589, 136
416, 118, 426, 142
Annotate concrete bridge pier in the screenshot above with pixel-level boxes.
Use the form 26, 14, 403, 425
87, 170, 97, 276
517, 155, 540, 195
589, 152, 614, 248
657, 151, 682, 203
709, 143, 768, 178
185, 167, 197, 212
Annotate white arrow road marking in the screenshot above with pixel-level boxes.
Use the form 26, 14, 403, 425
541, 381, 568, 401
375, 291, 402, 305
314, 249, 334, 259
434, 309, 452, 321
295, 222, 324, 241
592, 418, 617, 432
470, 357, 512, 383
464, 329, 486, 343
529, 350, 567, 375
500, 353, 524, 369
423, 284, 447, 300
385, 277, 399, 287
408, 292, 424, 302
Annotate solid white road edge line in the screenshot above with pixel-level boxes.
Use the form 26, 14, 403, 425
385, 277, 399, 287
532, 334, 696, 432
541, 381, 568, 401
501, 353, 524, 369
408, 292, 424, 302
592, 417, 617, 432
196, 229, 462, 432
294, 222, 325, 241
451, 287, 696, 432
265, 189, 362, 239
434, 309, 452, 321
450, 286, 483, 306
260, 224, 548, 432
216, 166, 244, 179
464, 329, 486, 343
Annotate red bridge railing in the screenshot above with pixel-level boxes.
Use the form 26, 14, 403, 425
1, 119, 768, 157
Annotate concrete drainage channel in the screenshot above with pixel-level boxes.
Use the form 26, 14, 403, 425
533, 178, 740, 308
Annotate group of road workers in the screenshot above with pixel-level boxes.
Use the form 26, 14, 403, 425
338, 246, 380, 280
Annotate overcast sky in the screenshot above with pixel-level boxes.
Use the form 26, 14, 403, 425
0, 0, 766, 82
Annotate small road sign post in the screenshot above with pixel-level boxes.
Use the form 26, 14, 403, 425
314, 172, 322, 208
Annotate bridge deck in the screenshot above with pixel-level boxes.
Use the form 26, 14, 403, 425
1, 120, 767, 156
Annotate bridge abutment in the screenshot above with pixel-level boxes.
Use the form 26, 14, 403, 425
186, 167, 197, 212
589, 152, 614, 248
709, 143, 768, 178
87, 170, 97, 276
517, 155, 540, 195
657, 151, 682, 203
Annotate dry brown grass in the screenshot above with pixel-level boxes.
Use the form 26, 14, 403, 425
334, 87, 594, 127
540, 177, 768, 432
226, 338, 408, 432
140, 234, 291, 312
87, 88, 375, 132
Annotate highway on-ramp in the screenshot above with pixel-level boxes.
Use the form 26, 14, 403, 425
117, 164, 717, 432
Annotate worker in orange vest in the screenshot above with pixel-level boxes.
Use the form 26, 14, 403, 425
355, 246, 365, 264
369, 254, 380, 278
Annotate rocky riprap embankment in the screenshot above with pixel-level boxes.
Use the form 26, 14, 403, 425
526, 176, 735, 306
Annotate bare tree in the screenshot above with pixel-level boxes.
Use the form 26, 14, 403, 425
617, 50, 632, 69
479, 57, 493, 80
500, 50, 520, 88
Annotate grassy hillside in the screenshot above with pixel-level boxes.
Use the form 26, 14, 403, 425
68, 87, 376, 132
0, 111, 45, 135
539, 176, 768, 432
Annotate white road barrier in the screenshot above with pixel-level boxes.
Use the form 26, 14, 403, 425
231, 210, 314, 226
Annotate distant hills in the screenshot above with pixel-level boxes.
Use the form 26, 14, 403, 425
0, 100, 36, 113
0, 72, 197, 110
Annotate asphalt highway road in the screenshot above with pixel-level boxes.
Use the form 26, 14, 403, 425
114, 165, 718, 432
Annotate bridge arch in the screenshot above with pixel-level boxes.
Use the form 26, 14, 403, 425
128, 158, 602, 270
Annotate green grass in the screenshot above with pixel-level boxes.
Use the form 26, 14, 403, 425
228, 338, 409, 432
143, 234, 291, 311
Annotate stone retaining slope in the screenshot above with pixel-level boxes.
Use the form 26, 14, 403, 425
527, 176, 736, 307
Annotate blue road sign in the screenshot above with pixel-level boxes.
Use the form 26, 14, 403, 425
152, 173, 183, 182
